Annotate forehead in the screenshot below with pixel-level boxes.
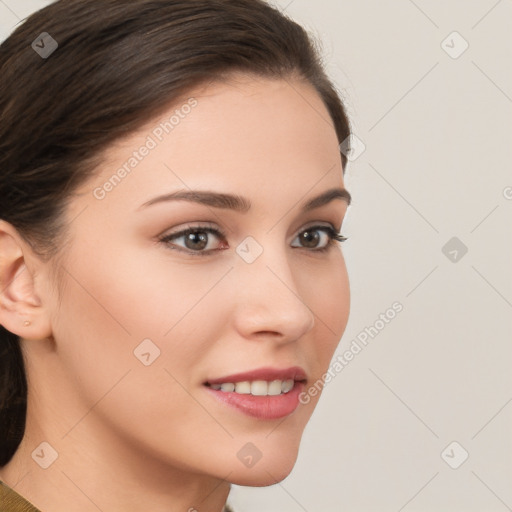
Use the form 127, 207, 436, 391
82, 74, 345, 214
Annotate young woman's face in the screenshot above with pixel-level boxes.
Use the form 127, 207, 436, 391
40, 74, 350, 485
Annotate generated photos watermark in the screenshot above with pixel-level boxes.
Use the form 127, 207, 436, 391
299, 301, 404, 404
93, 97, 198, 200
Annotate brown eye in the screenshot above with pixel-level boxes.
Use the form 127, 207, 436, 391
299, 229, 321, 248
291, 225, 347, 251
183, 231, 209, 250
160, 226, 226, 255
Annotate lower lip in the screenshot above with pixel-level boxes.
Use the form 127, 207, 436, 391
204, 381, 305, 420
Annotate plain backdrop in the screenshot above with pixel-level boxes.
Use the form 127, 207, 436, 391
1, 1, 511, 511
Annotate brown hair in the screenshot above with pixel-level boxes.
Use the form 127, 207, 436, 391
0, 0, 351, 466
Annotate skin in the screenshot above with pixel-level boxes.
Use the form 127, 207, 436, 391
0, 73, 350, 512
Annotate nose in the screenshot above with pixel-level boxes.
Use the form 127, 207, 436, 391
231, 250, 316, 345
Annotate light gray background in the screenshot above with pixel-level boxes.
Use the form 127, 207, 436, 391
1, 1, 511, 511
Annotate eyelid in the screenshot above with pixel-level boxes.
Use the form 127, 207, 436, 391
300, 220, 340, 232
158, 221, 222, 239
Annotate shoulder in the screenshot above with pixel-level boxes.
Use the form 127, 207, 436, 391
0, 481, 41, 512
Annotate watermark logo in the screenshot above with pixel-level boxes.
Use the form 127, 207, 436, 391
237, 442, 263, 468
31, 441, 58, 469
93, 98, 198, 200
441, 441, 469, 469
442, 236, 468, 263
441, 31, 469, 59
31, 32, 58, 59
133, 338, 161, 366
339, 134, 366, 162
236, 236, 264, 264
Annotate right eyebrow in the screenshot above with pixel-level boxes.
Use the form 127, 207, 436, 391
139, 190, 251, 212
138, 187, 351, 212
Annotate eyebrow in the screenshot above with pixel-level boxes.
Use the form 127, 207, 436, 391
139, 187, 351, 212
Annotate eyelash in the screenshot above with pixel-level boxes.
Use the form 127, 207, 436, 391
159, 224, 348, 257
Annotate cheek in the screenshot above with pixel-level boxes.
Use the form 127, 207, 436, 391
326, 250, 350, 330
56, 241, 225, 339
50, 248, 231, 461
50, 244, 229, 403
303, 250, 350, 364
291, 253, 349, 417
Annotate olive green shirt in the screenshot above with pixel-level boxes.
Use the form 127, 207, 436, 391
0, 481, 234, 511
0, 481, 40, 511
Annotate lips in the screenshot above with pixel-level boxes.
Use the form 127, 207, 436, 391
203, 366, 307, 420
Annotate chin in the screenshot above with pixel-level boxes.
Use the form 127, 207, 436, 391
229, 466, 296, 487
221, 406, 315, 486
226, 445, 300, 487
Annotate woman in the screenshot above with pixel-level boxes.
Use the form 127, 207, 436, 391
0, 0, 352, 510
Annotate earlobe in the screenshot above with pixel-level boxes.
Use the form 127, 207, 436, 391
0, 220, 53, 340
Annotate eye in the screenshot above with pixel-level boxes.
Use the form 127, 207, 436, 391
159, 223, 347, 256
291, 225, 347, 251
159, 225, 227, 255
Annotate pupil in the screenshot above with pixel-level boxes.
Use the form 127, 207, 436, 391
301, 230, 319, 248
185, 232, 208, 250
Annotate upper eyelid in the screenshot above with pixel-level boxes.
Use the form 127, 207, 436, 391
162, 221, 339, 239
160, 223, 225, 239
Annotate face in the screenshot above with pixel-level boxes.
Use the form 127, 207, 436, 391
38, 74, 350, 486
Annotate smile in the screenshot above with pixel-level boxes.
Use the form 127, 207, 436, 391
206, 379, 295, 396
203, 367, 308, 419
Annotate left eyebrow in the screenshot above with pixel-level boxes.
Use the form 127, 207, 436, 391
139, 187, 351, 212
301, 187, 352, 211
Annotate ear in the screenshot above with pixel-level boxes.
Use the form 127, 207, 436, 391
0, 220, 53, 341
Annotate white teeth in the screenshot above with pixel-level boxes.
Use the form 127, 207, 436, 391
251, 380, 268, 396
208, 379, 296, 396
268, 380, 282, 396
282, 379, 294, 393
234, 381, 251, 394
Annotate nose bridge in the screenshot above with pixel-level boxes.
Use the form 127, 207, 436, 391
232, 238, 315, 340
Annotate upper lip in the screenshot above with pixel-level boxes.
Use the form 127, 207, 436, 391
205, 366, 307, 385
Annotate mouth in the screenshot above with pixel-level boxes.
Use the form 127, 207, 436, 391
206, 379, 296, 396
203, 366, 307, 420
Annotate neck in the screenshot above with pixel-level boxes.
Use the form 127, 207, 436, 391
0, 413, 231, 512
0, 340, 232, 512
